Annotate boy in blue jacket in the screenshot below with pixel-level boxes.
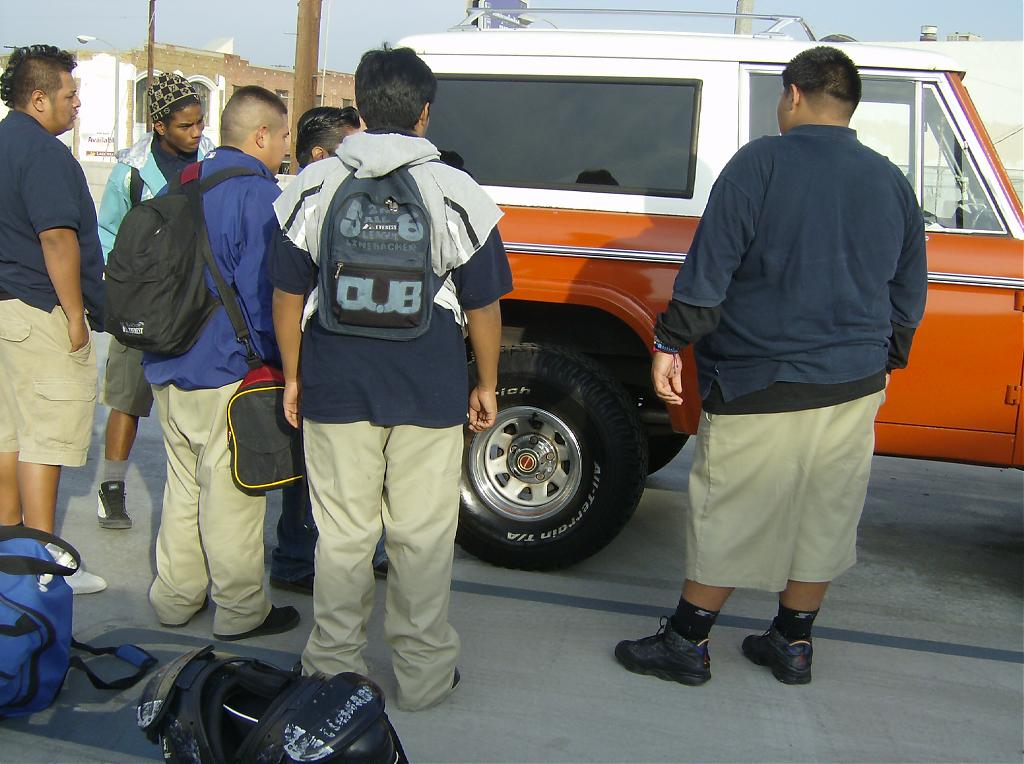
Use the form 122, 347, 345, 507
143, 86, 299, 641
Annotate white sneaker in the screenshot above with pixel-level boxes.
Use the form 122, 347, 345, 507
45, 543, 108, 595
66, 567, 108, 595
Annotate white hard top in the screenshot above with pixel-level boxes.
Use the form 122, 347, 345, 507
399, 30, 963, 74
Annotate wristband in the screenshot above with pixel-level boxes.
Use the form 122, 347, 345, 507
652, 338, 679, 355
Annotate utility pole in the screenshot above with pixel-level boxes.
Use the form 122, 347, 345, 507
734, 0, 754, 35
146, 0, 156, 131
290, 0, 322, 173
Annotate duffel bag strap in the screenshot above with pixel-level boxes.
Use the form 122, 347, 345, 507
0, 526, 80, 577
385, 712, 410, 764
69, 638, 158, 691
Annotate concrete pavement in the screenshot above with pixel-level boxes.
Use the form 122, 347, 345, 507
1, 333, 1021, 763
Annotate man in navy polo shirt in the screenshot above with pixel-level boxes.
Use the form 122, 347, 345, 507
0, 45, 107, 594
615, 46, 927, 686
142, 86, 299, 642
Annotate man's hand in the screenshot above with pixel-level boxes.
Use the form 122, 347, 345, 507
66, 311, 89, 352
283, 379, 301, 429
468, 386, 498, 432
652, 351, 684, 405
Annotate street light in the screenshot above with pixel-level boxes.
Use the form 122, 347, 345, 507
76, 34, 121, 153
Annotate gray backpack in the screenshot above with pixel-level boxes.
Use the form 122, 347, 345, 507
318, 166, 439, 340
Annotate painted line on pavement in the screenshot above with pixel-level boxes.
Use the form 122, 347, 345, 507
452, 579, 1024, 665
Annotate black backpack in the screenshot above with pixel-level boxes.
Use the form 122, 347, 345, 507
137, 645, 407, 763
318, 165, 438, 340
104, 163, 257, 356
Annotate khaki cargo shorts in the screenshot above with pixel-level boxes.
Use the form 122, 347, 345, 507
101, 337, 154, 417
684, 391, 885, 592
0, 299, 98, 467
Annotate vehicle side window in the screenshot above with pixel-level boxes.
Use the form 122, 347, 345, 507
921, 85, 1002, 232
749, 73, 1003, 233
748, 74, 781, 141
427, 77, 701, 198
750, 74, 915, 183
850, 79, 915, 186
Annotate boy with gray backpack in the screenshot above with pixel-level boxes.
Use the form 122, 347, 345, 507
271, 46, 511, 711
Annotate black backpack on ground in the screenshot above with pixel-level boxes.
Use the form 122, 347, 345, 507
104, 162, 257, 356
137, 645, 407, 763
318, 165, 438, 340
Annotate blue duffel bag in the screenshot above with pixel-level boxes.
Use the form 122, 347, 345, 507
0, 526, 157, 718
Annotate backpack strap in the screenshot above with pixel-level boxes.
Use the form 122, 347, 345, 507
0, 526, 80, 577
68, 638, 158, 691
198, 166, 260, 193
128, 167, 144, 208
182, 163, 264, 370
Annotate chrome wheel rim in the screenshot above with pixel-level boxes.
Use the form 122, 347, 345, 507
466, 405, 583, 522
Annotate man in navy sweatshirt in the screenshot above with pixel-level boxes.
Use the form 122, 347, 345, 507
615, 46, 927, 686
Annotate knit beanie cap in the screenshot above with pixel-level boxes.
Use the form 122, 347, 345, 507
148, 72, 200, 122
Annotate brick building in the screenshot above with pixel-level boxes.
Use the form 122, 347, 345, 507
0, 39, 355, 168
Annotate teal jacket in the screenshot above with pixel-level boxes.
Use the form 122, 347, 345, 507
97, 133, 216, 260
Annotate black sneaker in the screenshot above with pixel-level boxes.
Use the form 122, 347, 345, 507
97, 480, 132, 530
270, 574, 314, 595
614, 617, 711, 686
214, 605, 300, 642
741, 626, 813, 685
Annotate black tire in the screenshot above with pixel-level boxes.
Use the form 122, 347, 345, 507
460, 344, 648, 569
646, 434, 689, 475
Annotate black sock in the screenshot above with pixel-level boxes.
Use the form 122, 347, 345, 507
773, 604, 819, 642
670, 597, 719, 643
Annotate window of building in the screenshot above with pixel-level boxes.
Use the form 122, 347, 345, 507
134, 77, 149, 124
191, 81, 212, 118
426, 76, 701, 198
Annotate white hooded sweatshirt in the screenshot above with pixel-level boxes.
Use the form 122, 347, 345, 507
274, 131, 503, 329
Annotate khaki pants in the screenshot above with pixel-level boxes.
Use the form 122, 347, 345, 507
685, 391, 884, 592
302, 419, 463, 711
149, 382, 271, 635
0, 300, 96, 466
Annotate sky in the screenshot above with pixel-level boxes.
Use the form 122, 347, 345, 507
2, 1, 1022, 73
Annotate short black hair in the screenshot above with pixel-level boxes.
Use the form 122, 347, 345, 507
220, 85, 288, 145
354, 45, 436, 131
782, 46, 861, 114
0, 44, 76, 109
295, 105, 361, 167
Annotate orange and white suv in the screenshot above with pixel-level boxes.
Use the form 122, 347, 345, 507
400, 8, 1024, 569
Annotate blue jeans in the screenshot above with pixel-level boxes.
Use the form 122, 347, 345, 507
271, 481, 387, 581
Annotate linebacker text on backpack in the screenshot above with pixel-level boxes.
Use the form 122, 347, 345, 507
137, 645, 407, 763
104, 162, 258, 356
0, 527, 157, 718
319, 165, 440, 340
